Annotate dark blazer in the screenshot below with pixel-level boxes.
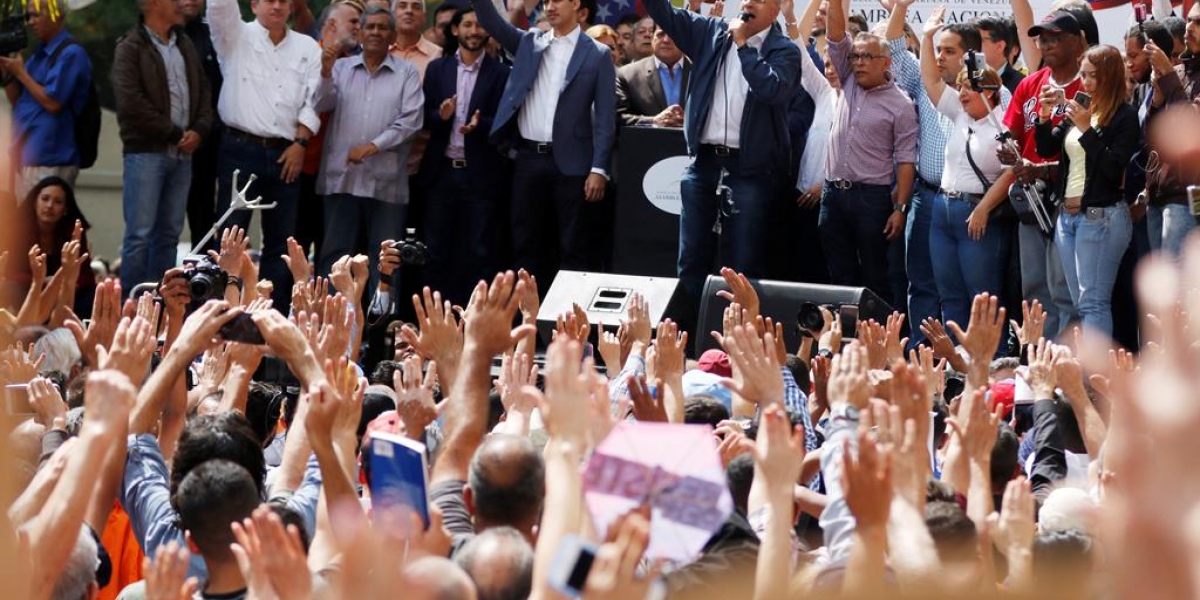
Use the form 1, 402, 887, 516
999, 64, 1024, 94
615, 55, 691, 126
471, 0, 616, 177
112, 19, 213, 154
644, 0, 800, 175
420, 53, 512, 182
1034, 103, 1140, 209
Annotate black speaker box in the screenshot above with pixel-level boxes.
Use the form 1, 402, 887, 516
695, 276, 893, 355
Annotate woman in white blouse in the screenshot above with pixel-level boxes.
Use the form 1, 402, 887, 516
920, 23, 1016, 332
783, 0, 837, 207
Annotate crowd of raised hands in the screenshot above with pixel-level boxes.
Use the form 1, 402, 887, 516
6, 230, 1200, 599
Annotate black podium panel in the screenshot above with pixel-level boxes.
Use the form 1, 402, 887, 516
612, 126, 689, 278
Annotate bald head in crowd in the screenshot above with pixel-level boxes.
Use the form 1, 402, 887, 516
465, 434, 544, 541
455, 527, 535, 600
405, 557, 478, 600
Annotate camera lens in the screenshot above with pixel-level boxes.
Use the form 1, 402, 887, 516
797, 302, 824, 332
190, 274, 214, 300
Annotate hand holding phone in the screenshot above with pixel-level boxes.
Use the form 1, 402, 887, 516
217, 312, 266, 345
1074, 92, 1092, 109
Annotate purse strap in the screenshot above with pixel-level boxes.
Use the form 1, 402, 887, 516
965, 127, 992, 192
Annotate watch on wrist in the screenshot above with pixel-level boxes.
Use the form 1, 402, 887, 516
893, 201, 909, 214
295, 138, 310, 148
831, 404, 860, 422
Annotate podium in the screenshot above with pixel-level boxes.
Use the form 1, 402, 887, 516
611, 126, 690, 278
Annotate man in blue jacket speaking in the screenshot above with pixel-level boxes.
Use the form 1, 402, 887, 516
644, 0, 801, 300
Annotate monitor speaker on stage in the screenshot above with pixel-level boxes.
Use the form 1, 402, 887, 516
537, 270, 687, 346
695, 276, 893, 355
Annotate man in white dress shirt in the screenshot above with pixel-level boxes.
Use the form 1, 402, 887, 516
208, 0, 322, 309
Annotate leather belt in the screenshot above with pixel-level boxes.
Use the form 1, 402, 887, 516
517, 138, 553, 154
941, 189, 983, 204
449, 158, 468, 169
228, 128, 291, 150
917, 177, 940, 192
701, 144, 739, 157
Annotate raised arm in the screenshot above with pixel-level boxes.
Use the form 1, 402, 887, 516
1011, 0, 1039, 71
470, 0, 525, 56
827, 0, 848, 43
919, 8, 948, 105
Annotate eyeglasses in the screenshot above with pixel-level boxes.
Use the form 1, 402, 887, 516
848, 52, 885, 61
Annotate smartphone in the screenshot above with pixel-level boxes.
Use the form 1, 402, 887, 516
1134, 3, 1147, 23
4, 385, 33, 416
1075, 92, 1092, 109
548, 535, 598, 598
217, 313, 265, 345
1189, 185, 1200, 218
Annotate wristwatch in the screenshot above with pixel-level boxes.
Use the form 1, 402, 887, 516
893, 201, 909, 214
295, 138, 310, 148
831, 404, 860, 423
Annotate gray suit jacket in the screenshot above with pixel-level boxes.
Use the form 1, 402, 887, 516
615, 55, 690, 127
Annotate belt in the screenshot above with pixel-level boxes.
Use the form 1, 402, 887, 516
917, 177, 940, 192
941, 189, 984, 204
701, 144, 739, 157
517, 138, 553, 154
228, 128, 292, 150
826, 179, 888, 191
448, 158, 468, 169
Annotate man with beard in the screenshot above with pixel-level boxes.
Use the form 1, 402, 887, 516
419, 7, 511, 306
314, 7, 424, 288
998, 10, 1086, 337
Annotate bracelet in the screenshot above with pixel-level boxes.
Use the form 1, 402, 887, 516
786, 21, 798, 27
227, 275, 244, 291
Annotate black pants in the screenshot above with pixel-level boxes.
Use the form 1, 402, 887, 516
509, 150, 590, 290
186, 127, 220, 249
423, 158, 502, 307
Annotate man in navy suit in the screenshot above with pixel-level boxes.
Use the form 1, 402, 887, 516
420, 7, 511, 306
471, 0, 616, 288
644, 0, 801, 301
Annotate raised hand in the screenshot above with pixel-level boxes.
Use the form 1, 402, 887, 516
627, 373, 667, 422
715, 267, 761, 324
401, 288, 463, 365
0, 343, 44, 386
555, 304, 591, 345
516, 269, 540, 324
988, 477, 1035, 559
316, 295, 352, 361
883, 311, 908, 365
461, 272, 532, 355
583, 511, 658, 600
83, 370, 137, 438
857, 320, 888, 370
922, 3, 945, 36
652, 319, 687, 379
230, 506, 314, 600
597, 328, 623, 373
946, 293, 1007, 370
826, 343, 871, 410
394, 356, 438, 440
66, 279, 123, 367
143, 542, 199, 600
843, 429, 893, 531
329, 255, 356, 298
717, 324, 784, 406
753, 405, 805, 492
281, 236, 312, 283
28, 376, 66, 429
622, 293, 652, 346
172, 300, 244, 356
1012, 299, 1046, 348
946, 386, 1003, 465
306, 359, 365, 448
526, 339, 592, 444
211, 225, 247, 278
97, 316, 156, 384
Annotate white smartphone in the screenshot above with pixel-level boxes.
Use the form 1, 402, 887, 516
547, 534, 598, 598
4, 384, 33, 416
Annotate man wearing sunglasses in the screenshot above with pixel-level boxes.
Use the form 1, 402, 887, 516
0, 3, 94, 200
817, 0, 917, 308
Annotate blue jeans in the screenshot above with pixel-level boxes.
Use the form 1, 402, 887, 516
216, 135, 300, 311
677, 151, 773, 299
1056, 203, 1133, 336
121, 153, 193, 294
1146, 203, 1195, 258
319, 194, 406, 294
1018, 221, 1076, 337
905, 186, 939, 346
819, 182, 894, 305
929, 193, 1013, 333
423, 159, 499, 307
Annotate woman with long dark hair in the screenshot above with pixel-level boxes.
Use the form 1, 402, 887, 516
1035, 45, 1140, 336
16, 177, 96, 316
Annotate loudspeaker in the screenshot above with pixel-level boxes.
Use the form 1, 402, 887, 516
537, 270, 687, 345
695, 276, 893, 355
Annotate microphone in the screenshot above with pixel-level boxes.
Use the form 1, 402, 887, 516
738, 10, 753, 21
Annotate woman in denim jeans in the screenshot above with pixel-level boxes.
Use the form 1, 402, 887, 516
921, 50, 1014, 331
1035, 45, 1141, 336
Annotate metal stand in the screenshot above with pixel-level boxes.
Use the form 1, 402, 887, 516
977, 89, 1056, 235
189, 169, 276, 255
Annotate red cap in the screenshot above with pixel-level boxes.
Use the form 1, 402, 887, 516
697, 349, 733, 378
990, 380, 1016, 420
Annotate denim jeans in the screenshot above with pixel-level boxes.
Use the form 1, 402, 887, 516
422, 159, 498, 307
929, 193, 1013, 333
319, 194, 406, 295
819, 182, 894, 305
1018, 221, 1076, 337
1145, 203, 1195, 258
905, 186, 940, 346
1056, 203, 1133, 336
120, 153, 193, 294
216, 135, 300, 311
677, 152, 774, 299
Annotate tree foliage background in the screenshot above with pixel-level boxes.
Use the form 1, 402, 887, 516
64, 0, 334, 109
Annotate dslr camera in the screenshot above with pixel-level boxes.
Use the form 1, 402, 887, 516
0, 12, 27, 56
180, 255, 229, 310
392, 228, 429, 267
797, 301, 838, 334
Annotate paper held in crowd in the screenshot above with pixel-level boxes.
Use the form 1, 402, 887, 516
583, 422, 733, 562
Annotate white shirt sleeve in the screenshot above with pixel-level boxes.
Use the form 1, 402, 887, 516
796, 39, 832, 102
205, 0, 244, 61
935, 85, 964, 122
